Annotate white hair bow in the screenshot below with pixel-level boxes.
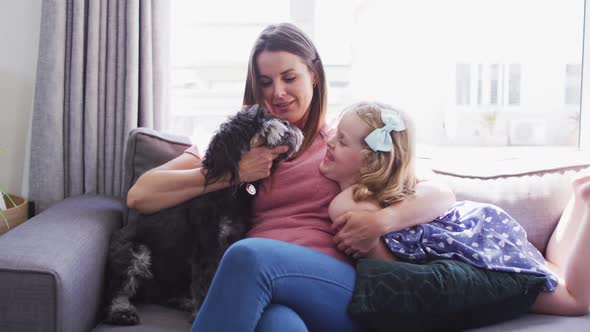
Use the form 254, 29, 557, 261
364, 111, 406, 152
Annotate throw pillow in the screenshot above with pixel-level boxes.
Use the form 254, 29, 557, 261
348, 258, 547, 332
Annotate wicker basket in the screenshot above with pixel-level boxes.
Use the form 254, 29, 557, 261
0, 194, 29, 235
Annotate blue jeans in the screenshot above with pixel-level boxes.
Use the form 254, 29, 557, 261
190, 238, 361, 332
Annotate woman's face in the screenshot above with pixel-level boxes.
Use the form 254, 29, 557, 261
256, 50, 316, 128
320, 112, 372, 190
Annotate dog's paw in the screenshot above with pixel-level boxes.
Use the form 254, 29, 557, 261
167, 297, 195, 312
104, 305, 140, 325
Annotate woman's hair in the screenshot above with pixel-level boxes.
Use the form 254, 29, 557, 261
243, 23, 328, 157
348, 101, 417, 207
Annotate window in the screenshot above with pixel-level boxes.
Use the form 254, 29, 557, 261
508, 64, 521, 106
456, 63, 471, 105
489, 64, 500, 105
457, 63, 521, 108
566, 64, 582, 105
169, 0, 585, 153
477, 64, 483, 105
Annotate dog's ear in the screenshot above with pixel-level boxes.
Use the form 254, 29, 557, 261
202, 104, 272, 190
256, 104, 273, 121
240, 104, 256, 115
243, 104, 267, 123
202, 123, 244, 189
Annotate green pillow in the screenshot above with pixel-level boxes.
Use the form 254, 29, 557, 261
348, 259, 547, 331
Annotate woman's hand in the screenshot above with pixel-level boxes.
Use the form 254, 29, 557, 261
238, 145, 289, 182
332, 209, 389, 259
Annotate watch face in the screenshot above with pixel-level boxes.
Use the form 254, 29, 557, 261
246, 184, 257, 195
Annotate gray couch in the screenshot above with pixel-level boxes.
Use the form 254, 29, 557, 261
1, 127, 589, 332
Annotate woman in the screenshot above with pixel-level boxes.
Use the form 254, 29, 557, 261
127, 23, 455, 332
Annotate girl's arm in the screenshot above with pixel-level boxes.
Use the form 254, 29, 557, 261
378, 179, 456, 232
127, 145, 288, 214
332, 179, 455, 257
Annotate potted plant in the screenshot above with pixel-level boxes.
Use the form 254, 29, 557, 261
479, 107, 507, 146
0, 147, 29, 235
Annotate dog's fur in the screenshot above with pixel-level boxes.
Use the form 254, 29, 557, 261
104, 105, 303, 325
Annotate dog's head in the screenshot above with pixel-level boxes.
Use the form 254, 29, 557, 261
203, 104, 304, 189
248, 105, 304, 162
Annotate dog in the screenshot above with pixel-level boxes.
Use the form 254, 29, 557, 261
104, 104, 304, 325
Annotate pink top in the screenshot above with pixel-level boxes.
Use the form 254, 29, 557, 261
248, 128, 352, 264
184, 127, 351, 264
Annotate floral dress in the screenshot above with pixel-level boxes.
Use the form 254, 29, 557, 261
383, 201, 558, 291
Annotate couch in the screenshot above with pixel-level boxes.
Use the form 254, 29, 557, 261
1, 127, 589, 332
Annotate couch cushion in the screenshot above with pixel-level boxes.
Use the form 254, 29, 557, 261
92, 304, 191, 332
432, 164, 590, 254
469, 312, 590, 331
122, 128, 191, 225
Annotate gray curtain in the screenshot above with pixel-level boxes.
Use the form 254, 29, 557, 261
29, 0, 170, 213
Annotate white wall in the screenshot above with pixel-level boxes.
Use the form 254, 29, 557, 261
0, 0, 42, 198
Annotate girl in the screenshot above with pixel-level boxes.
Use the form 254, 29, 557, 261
320, 101, 590, 316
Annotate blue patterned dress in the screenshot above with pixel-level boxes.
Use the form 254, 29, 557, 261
383, 201, 558, 291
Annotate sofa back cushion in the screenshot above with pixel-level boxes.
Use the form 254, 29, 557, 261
432, 164, 590, 254
122, 127, 191, 225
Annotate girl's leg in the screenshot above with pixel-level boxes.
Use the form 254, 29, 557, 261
255, 305, 308, 332
190, 238, 360, 332
532, 172, 590, 315
545, 170, 590, 269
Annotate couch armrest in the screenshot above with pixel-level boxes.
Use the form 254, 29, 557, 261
0, 195, 124, 332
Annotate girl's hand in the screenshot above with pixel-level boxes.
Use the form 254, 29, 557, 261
332, 210, 388, 258
238, 145, 289, 182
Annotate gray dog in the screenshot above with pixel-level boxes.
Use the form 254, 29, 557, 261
104, 104, 303, 325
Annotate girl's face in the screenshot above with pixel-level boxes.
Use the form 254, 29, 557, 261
256, 50, 316, 128
320, 112, 372, 190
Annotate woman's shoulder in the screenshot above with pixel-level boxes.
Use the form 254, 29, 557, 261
319, 121, 336, 138
184, 145, 202, 159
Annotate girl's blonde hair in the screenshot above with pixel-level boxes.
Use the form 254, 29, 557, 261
348, 101, 417, 207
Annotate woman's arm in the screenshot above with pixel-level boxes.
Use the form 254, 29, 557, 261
127, 145, 288, 214
332, 179, 456, 257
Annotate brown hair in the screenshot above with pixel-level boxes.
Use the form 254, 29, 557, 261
243, 23, 328, 158
348, 101, 417, 207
